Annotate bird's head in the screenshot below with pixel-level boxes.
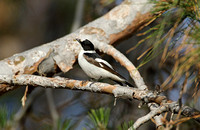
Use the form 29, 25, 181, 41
76, 39, 95, 51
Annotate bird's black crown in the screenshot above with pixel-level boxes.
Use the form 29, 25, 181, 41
76, 39, 94, 51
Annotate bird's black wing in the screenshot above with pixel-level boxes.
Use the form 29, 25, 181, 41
84, 52, 102, 59
83, 53, 134, 87
83, 54, 125, 80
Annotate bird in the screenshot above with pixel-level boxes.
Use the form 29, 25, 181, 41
76, 38, 133, 87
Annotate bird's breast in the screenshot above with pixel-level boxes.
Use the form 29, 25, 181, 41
78, 51, 101, 79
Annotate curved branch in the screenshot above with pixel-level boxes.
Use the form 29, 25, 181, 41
95, 43, 147, 90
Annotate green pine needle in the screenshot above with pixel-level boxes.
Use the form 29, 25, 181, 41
87, 107, 111, 130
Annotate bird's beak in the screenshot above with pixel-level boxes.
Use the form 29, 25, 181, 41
75, 38, 81, 43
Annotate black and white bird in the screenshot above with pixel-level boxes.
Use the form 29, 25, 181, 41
76, 38, 133, 87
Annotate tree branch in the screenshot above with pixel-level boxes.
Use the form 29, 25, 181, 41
0, 74, 199, 124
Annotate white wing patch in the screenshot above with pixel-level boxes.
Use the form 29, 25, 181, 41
95, 58, 113, 69
99, 63, 104, 67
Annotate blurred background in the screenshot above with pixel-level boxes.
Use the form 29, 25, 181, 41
0, 0, 199, 129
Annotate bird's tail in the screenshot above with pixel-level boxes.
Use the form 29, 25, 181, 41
124, 81, 134, 87
112, 79, 134, 87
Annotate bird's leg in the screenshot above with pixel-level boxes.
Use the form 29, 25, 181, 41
88, 78, 95, 82
88, 78, 99, 87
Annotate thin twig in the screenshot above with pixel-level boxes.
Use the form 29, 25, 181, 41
131, 105, 167, 129
13, 88, 44, 129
